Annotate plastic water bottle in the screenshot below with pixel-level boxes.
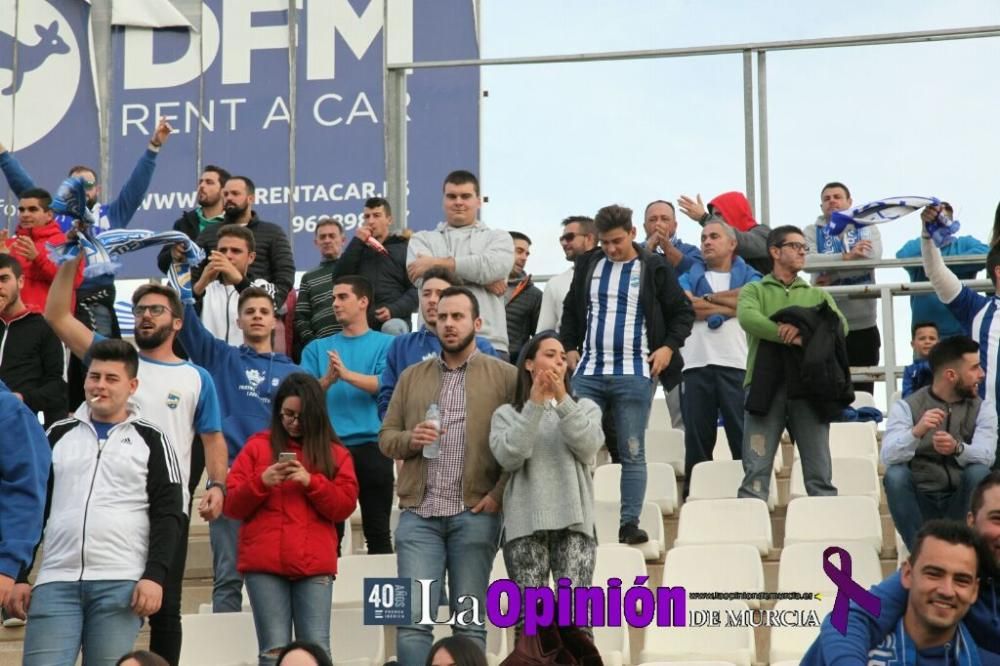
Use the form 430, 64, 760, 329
423, 403, 441, 459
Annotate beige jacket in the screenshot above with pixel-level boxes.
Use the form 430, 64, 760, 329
379, 352, 518, 509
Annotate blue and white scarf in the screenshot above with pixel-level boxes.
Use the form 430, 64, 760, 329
829, 195, 960, 247
49, 176, 203, 291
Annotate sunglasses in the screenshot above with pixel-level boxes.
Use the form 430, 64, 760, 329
559, 232, 579, 244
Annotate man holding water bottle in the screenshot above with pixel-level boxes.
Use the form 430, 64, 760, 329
804, 181, 882, 394
380, 286, 517, 666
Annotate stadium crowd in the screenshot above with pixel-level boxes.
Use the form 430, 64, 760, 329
0, 123, 999, 666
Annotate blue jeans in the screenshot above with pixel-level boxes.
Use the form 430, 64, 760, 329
210, 514, 244, 612
738, 384, 836, 502
681, 366, 745, 492
395, 509, 501, 666
572, 374, 655, 525
22, 580, 141, 666
884, 463, 992, 551
244, 573, 332, 666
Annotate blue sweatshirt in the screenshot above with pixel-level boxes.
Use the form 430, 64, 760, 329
811, 570, 1000, 665
377, 326, 499, 418
0, 148, 160, 289
902, 359, 933, 398
301, 330, 394, 446
803, 613, 986, 665
179, 303, 301, 463
0, 379, 51, 579
897, 236, 990, 339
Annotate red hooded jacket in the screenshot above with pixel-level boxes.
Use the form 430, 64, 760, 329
709, 192, 758, 232
225, 431, 359, 577
5, 221, 83, 313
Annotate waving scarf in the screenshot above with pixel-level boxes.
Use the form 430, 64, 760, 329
829, 195, 960, 247
48, 176, 204, 288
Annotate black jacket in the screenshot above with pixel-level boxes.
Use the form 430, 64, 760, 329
156, 209, 201, 274
505, 273, 542, 361
333, 234, 417, 331
560, 244, 694, 389
0, 310, 67, 424
195, 213, 296, 310
746, 302, 854, 422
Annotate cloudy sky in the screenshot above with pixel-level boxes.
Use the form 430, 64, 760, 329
477, 0, 1000, 401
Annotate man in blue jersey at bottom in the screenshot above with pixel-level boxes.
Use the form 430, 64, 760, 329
807, 473, 1000, 665
378, 266, 497, 419
559, 204, 694, 544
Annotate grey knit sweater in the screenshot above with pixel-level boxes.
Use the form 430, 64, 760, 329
489, 397, 603, 542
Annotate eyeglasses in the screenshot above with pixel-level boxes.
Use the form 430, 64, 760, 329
132, 304, 173, 317
281, 410, 302, 423
777, 242, 809, 253
82, 180, 97, 189
559, 232, 578, 244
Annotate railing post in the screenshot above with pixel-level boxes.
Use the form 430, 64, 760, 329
385, 67, 408, 233
742, 50, 756, 214
881, 285, 897, 395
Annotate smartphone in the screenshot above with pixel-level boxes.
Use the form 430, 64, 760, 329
278, 452, 297, 463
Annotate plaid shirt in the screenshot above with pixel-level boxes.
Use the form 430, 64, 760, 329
411, 352, 477, 518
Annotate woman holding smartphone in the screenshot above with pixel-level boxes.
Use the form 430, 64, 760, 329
226, 373, 359, 666
489, 332, 603, 638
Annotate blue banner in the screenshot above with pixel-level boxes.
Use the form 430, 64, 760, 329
0, 0, 99, 226
106, 0, 479, 278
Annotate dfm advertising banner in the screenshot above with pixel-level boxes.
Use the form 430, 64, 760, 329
2, 0, 479, 278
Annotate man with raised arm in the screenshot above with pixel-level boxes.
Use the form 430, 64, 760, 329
175, 283, 300, 613
45, 257, 227, 666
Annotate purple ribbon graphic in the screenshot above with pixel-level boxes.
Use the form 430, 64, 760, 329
823, 546, 881, 635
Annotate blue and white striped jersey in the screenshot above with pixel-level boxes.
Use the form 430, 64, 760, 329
578, 257, 649, 378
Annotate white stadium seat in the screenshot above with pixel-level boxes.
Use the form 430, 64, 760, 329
778, 541, 883, 594
332, 554, 397, 608
784, 496, 883, 555
663, 544, 765, 608
640, 600, 755, 666
331, 607, 385, 666
789, 456, 880, 502
793, 430, 878, 469
593, 463, 679, 514
687, 460, 778, 511
674, 498, 773, 555
769, 597, 835, 663
179, 612, 258, 666
851, 391, 878, 409
646, 427, 685, 476
593, 500, 666, 561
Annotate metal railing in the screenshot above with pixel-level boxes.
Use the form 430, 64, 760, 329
383, 25, 1000, 234
531, 254, 993, 395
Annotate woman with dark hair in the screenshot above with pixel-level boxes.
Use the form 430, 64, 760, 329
275, 640, 334, 666
425, 635, 489, 666
116, 651, 169, 666
226, 373, 359, 666
489, 332, 603, 637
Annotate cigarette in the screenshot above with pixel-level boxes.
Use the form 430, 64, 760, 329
90, 396, 102, 403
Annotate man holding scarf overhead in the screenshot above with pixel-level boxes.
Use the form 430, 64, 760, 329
804, 181, 883, 395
